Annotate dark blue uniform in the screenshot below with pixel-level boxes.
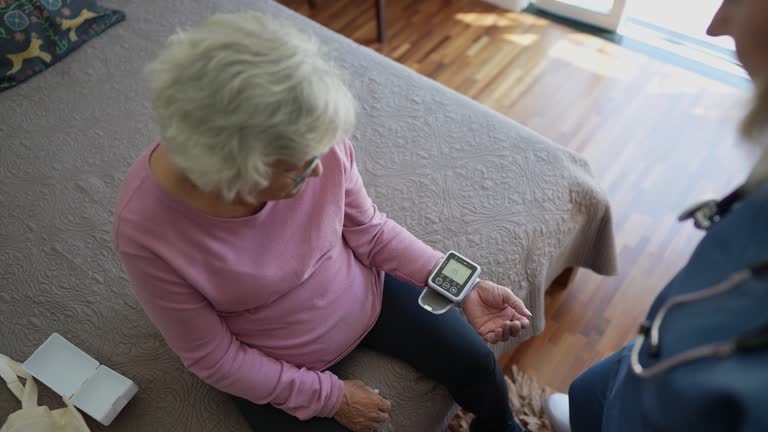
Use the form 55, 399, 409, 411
570, 183, 768, 432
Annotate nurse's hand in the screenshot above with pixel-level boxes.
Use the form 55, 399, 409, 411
463, 280, 532, 344
334, 380, 390, 432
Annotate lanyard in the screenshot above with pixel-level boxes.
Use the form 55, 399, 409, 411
630, 258, 768, 379
677, 185, 746, 230
631, 183, 768, 379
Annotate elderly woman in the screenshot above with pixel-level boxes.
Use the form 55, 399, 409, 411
114, 12, 531, 432
544, 1, 768, 431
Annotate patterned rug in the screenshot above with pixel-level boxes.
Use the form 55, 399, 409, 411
449, 366, 556, 432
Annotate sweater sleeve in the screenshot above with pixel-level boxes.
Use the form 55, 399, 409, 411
117, 251, 345, 420
339, 140, 444, 287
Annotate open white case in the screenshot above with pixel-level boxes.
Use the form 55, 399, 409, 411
22, 333, 138, 426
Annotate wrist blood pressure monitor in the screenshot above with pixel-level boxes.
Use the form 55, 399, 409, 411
419, 251, 481, 314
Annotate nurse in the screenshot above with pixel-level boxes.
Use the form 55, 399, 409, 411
545, 1, 768, 431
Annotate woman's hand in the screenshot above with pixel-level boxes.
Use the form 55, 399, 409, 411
334, 380, 391, 432
463, 280, 533, 344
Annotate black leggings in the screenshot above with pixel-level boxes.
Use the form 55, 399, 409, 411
232, 274, 523, 432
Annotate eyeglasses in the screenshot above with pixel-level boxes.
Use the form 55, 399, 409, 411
285, 156, 320, 195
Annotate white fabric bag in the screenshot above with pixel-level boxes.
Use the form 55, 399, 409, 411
0, 354, 90, 432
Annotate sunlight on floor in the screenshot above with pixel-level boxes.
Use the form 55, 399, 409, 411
453, 11, 546, 28
547, 35, 641, 81
645, 73, 711, 96
502, 33, 540, 47
448, 2, 747, 94
692, 100, 749, 121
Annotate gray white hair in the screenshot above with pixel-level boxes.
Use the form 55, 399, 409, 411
145, 12, 356, 202
744, 79, 768, 189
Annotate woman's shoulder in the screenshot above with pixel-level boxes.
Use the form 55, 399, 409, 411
113, 144, 177, 255
327, 138, 355, 169
115, 145, 153, 213
318, 139, 358, 184
646, 184, 768, 322
688, 183, 768, 274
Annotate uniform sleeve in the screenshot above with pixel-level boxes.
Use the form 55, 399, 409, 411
339, 140, 443, 287
117, 251, 345, 420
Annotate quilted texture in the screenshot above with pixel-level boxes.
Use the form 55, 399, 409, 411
0, 0, 125, 91
0, 0, 616, 431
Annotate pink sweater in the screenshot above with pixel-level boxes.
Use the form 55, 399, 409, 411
113, 140, 442, 420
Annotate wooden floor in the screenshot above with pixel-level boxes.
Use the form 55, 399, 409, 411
280, 0, 754, 392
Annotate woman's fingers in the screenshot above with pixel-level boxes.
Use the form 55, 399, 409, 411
509, 320, 522, 337
520, 316, 530, 329
516, 302, 533, 319
484, 330, 497, 344
509, 310, 530, 329
479, 312, 535, 343
481, 315, 530, 344
498, 286, 532, 317
356, 412, 386, 431
377, 397, 391, 413
369, 406, 389, 430
501, 287, 532, 319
